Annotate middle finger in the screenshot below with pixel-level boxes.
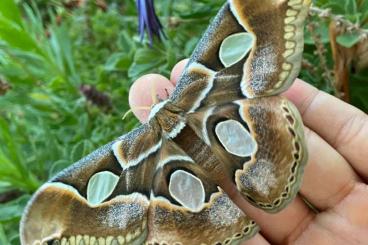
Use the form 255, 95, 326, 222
298, 127, 361, 210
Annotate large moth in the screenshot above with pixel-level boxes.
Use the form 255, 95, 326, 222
20, 0, 311, 244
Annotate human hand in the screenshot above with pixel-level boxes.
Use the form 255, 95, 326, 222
129, 59, 368, 245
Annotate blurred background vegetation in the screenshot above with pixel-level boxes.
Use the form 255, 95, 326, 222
0, 0, 367, 243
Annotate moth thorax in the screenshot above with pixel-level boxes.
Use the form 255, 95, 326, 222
149, 100, 186, 138
148, 100, 170, 121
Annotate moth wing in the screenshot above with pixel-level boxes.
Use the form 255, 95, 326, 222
20, 124, 161, 245
21, 121, 259, 244
170, 0, 311, 112
21, 0, 313, 243
187, 96, 307, 213
146, 138, 259, 244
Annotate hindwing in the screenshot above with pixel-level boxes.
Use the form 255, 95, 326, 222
21, 124, 258, 244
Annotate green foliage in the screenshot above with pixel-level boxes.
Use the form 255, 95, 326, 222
336, 32, 361, 48
0, 0, 367, 244
305, 0, 368, 106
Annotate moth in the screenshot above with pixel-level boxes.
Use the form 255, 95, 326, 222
21, 0, 311, 244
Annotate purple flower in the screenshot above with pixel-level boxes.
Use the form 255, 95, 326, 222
136, 0, 165, 45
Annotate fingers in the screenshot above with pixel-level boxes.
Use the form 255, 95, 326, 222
242, 234, 270, 245
227, 123, 363, 244
129, 59, 189, 122
129, 74, 175, 122
170, 59, 189, 85
226, 185, 314, 245
299, 127, 360, 210
131, 66, 315, 244
294, 183, 368, 244
130, 65, 368, 244
331, 183, 368, 228
283, 79, 368, 180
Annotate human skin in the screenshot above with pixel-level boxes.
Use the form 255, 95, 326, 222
129, 59, 368, 245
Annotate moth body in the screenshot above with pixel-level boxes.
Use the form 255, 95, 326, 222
20, 0, 311, 244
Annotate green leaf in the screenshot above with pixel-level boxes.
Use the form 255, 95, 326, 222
87, 171, 119, 205
48, 24, 78, 82
48, 159, 70, 178
304, 20, 330, 44
184, 37, 199, 56
322, 1, 347, 14
0, 182, 12, 193
128, 47, 165, 79
70, 140, 94, 162
0, 195, 29, 222
105, 52, 132, 71
0, 22, 42, 55
0, 0, 22, 27
336, 33, 361, 48
0, 223, 10, 245
0, 117, 23, 173
344, 0, 358, 14
118, 32, 136, 53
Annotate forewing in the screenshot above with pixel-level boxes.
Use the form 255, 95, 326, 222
170, 0, 311, 112
20, 124, 159, 245
21, 1, 312, 244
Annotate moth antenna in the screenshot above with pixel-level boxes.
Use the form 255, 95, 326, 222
122, 106, 151, 121
151, 81, 159, 105
156, 94, 164, 102
164, 88, 170, 98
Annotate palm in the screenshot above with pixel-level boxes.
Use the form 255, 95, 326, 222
292, 188, 368, 244
130, 60, 368, 245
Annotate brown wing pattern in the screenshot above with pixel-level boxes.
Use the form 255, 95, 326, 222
21, 124, 258, 245
171, 0, 311, 110
187, 96, 307, 213
229, 0, 311, 97
21, 1, 311, 244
